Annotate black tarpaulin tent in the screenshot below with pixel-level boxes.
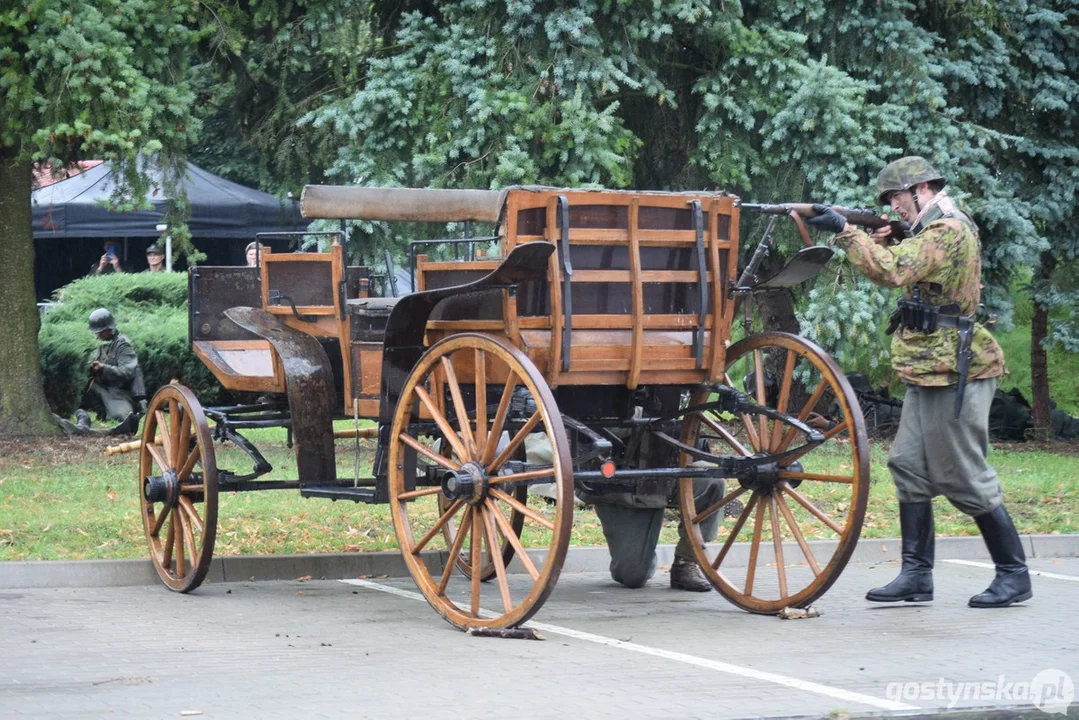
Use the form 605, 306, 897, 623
33, 160, 303, 239
31, 160, 307, 300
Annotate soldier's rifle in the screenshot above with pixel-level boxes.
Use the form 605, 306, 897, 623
739, 202, 911, 245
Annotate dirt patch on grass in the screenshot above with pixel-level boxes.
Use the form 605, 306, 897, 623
0, 436, 109, 466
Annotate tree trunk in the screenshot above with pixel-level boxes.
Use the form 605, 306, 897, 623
0, 156, 58, 437
1030, 250, 1057, 435
756, 289, 800, 334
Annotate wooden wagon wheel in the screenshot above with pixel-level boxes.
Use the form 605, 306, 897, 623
679, 332, 869, 613
138, 384, 218, 593
389, 333, 573, 630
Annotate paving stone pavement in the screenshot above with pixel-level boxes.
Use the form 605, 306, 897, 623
2, 556, 1077, 719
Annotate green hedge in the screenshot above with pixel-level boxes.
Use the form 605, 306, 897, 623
40, 272, 230, 417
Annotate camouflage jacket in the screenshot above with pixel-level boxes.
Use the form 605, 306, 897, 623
90, 333, 139, 390
833, 193, 1005, 386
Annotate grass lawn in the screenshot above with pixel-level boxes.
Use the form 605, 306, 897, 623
1, 427, 1076, 562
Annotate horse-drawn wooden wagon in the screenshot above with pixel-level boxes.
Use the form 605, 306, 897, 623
117, 185, 869, 631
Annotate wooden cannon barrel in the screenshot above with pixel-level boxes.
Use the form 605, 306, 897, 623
300, 185, 503, 223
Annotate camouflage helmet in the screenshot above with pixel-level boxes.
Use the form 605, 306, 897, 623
876, 156, 946, 204
88, 308, 116, 334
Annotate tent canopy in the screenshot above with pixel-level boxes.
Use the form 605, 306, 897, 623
32, 160, 305, 240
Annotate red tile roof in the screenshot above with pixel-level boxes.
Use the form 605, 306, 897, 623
32, 160, 103, 189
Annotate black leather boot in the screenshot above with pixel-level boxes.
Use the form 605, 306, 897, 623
866, 501, 934, 602
969, 505, 1032, 608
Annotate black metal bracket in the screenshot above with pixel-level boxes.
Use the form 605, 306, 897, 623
689, 200, 708, 369
562, 415, 613, 465
204, 404, 277, 481
557, 195, 573, 372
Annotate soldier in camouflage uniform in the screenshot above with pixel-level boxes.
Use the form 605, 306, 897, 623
806, 156, 1032, 609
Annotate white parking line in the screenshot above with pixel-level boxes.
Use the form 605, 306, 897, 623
341, 578, 919, 712
941, 559, 1079, 581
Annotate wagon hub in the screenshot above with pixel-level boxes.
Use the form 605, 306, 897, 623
441, 461, 488, 505
740, 459, 802, 495
144, 469, 180, 507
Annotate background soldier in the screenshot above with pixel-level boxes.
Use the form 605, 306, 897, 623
806, 156, 1031, 609
145, 242, 167, 272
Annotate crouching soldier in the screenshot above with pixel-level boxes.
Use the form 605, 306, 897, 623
55, 308, 143, 436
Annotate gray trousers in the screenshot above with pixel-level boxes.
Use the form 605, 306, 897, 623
594, 478, 725, 588
887, 379, 1002, 517
84, 383, 136, 422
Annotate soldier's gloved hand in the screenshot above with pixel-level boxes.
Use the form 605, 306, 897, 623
805, 204, 848, 234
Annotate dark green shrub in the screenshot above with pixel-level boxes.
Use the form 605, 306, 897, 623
40, 273, 231, 417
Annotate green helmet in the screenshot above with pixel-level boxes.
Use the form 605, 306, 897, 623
876, 156, 946, 204
88, 308, 116, 334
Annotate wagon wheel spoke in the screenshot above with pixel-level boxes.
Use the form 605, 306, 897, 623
174, 407, 192, 473
768, 349, 798, 451
488, 487, 555, 531
474, 349, 488, 460
486, 410, 542, 474
413, 499, 465, 555
486, 468, 554, 487
173, 512, 186, 578
486, 498, 539, 580
776, 492, 821, 576
440, 355, 477, 458
481, 504, 513, 612
469, 508, 483, 617
167, 399, 181, 467
481, 373, 519, 466
690, 485, 749, 526
397, 432, 460, 473
415, 385, 469, 462
744, 498, 767, 596
768, 494, 789, 599
712, 492, 758, 570
146, 441, 168, 475
753, 349, 768, 446
775, 380, 828, 455
699, 413, 752, 457
155, 410, 173, 466
437, 505, 474, 596
780, 481, 844, 535
161, 510, 176, 568
150, 505, 171, 539
177, 444, 200, 483
178, 496, 205, 535
177, 503, 198, 569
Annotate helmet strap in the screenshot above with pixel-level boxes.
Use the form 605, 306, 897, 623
912, 187, 922, 214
